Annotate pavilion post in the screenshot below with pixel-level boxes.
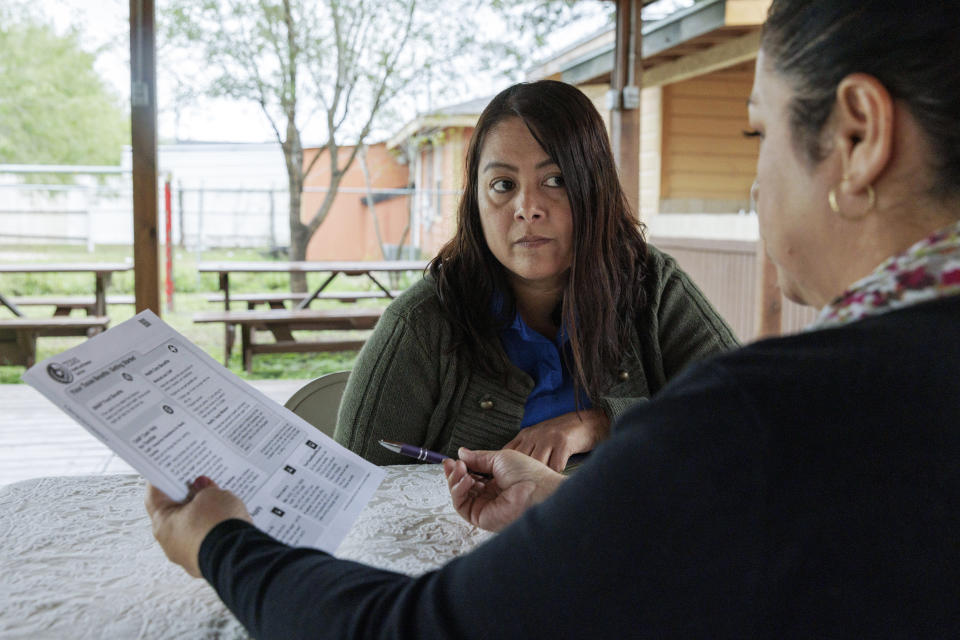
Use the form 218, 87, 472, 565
755, 239, 783, 338
610, 0, 643, 218
129, 0, 161, 314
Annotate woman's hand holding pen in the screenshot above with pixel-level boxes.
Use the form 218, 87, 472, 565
502, 409, 610, 472
444, 448, 566, 532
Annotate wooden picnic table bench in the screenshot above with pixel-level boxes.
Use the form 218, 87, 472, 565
204, 291, 401, 309
193, 307, 383, 372
0, 316, 111, 367
11, 295, 136, 316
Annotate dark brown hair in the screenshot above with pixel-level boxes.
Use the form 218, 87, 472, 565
762, 0, 960, 200
429, 80, 648, 400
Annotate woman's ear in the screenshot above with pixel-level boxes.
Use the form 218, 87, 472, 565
833, 73, 895, 193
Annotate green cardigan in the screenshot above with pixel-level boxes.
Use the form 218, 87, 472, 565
334, 246, 740, 465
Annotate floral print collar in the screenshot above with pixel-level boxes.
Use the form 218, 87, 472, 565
812, 219, 960, 330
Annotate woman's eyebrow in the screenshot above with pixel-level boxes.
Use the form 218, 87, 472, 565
480, 158, 559, 173
481, 161, 518, 173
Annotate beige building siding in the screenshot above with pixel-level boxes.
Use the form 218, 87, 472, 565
560, 82, 659, 223
437, 129, 466, 247
659, 63, 757, 214
579, 83, 611, 132
725, 0, 773, 25
639, 85, 662, 222
415, 127, 472, 258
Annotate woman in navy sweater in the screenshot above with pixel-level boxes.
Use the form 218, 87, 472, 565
147, 1, 960, 636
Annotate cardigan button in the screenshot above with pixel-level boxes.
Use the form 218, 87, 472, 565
618, 370, 630, 381
479, 397, 494, 410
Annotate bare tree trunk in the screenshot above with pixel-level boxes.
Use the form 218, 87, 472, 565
289, 185, 308, 292
284, 123, 308, 292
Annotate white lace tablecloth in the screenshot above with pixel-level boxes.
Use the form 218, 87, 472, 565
0, 466, 492, 639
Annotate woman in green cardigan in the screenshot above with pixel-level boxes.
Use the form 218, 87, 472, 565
334, 80, 739, 470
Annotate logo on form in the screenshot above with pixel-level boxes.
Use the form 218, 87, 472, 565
46, 363, 74, 384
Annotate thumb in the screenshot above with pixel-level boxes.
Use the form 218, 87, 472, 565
457, 447, 497, 473
145, 483, 178, 515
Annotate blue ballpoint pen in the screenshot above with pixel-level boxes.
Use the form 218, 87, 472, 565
378, 440, 492, 478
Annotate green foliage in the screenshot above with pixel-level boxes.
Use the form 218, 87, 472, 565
0, 20, 129, 166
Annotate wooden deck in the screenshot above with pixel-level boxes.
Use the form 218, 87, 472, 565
0, 380, 311, 489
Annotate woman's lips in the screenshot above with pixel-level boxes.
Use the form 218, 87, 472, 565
514, 236, 551, 248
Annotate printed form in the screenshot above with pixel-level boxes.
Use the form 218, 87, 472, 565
23, 310, 386, 553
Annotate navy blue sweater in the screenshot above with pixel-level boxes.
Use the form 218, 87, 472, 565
200, 295, 960, 639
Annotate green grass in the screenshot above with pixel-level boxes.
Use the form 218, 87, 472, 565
0, 243, 420, 383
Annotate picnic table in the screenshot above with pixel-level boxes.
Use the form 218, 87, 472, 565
0, 262, 132, 317
0, 263, 132, 367
198, 260, 427, 310
195, 260, 428, 369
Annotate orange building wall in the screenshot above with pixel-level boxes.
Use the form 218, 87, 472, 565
301, 142, 410, 260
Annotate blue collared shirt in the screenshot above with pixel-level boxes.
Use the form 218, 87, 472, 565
495, 299, 592, 429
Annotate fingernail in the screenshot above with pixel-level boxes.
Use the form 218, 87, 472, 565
192, 476, 211, 490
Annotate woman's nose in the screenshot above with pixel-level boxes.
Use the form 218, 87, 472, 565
514, 189, 545, 221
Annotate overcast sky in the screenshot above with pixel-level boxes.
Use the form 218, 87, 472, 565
35, 0, 692, 145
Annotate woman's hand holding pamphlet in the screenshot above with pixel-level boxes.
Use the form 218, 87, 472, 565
22, 310, 385, 553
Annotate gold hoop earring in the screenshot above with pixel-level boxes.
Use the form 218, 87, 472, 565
828, 182, 876, 218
